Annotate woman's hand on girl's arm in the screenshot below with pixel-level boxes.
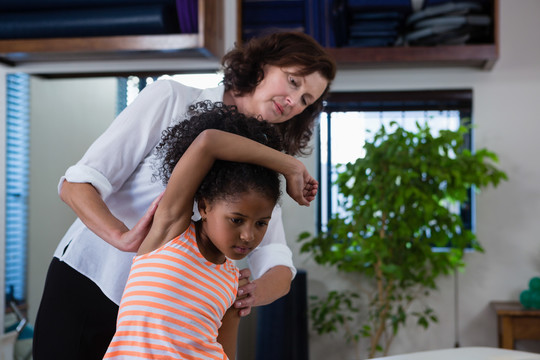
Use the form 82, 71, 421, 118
234, 269, 255, 316
234, 266, 292, 316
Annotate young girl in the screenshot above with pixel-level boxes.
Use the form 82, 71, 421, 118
104, 102, 317, 360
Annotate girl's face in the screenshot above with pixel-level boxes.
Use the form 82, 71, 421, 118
234, 65, 328, 124
197, 190, 275, 264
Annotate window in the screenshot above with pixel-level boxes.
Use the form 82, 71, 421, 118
121, 73, 223, 107
318, 90, 473, 237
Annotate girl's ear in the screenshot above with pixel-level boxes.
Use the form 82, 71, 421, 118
198, 198, 209, 217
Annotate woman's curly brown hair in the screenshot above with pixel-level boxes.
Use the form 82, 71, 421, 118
154, 101, 283, 204
221, 31, 337, 156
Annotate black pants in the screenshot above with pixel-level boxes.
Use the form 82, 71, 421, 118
33, 258, 119, 360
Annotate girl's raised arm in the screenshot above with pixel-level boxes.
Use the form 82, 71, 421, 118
138, 129, 317, 255
199, 129, 318, 206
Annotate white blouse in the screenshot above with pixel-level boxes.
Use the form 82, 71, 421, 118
54, 79, 296, 305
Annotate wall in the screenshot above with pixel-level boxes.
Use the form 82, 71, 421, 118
1, 0, 539, 358
278, 1, 540, 358
27, 77, 118, 323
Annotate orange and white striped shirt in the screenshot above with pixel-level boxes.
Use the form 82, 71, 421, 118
104, 222, 239, 360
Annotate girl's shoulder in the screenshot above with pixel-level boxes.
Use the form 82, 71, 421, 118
135, 222, 196, 260
169, 222, 197, 248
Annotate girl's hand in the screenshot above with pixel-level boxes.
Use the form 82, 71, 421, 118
284, 161, 319, 206
302, 175, 318, 203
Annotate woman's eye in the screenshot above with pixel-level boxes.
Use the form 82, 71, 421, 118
231, 218, 242, 224
301, 97, 308, 106
257, 221, 269, 227
290, 77, 298, 86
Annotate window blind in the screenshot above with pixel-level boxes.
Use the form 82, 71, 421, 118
116, 77, 128, 116
5, 73, 29, 303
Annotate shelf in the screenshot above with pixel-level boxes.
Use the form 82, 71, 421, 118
327, 43, 498, 70
328, 0, 499, 70
0, 0, 499, 70
239, 0, 498, 70
331, 0, 499, 70
0, 0, 224, 66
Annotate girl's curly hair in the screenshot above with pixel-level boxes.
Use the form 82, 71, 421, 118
221, 31, 337, 157
154, 101, 283, 204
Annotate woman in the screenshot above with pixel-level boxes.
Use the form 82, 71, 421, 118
32, 31, 336, 360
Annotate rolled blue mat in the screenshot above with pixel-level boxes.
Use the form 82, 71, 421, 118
0, 5, 180, 39
242, 1, 305, 25
0, 0, 175, 11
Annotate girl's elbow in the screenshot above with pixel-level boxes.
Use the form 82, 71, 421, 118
193, 129, 221, 154
197, 129, 218, 145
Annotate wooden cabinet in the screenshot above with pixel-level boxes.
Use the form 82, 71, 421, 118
0, 0, 225, 66
491, 301, 540, 349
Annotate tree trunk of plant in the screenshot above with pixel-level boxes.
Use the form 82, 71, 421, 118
370, 215, 391, 358
370, 255, 391, 358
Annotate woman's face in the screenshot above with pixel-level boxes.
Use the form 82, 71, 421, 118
235, 65, 328, 124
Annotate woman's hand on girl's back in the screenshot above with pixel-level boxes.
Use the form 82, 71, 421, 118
121, 192, 164, 252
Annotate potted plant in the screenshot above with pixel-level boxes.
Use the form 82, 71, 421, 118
298, 121, 507, 358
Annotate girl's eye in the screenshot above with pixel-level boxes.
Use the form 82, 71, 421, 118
256, 221, 269, 227
301, 97, 308, 106
231, 218, 242, 224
